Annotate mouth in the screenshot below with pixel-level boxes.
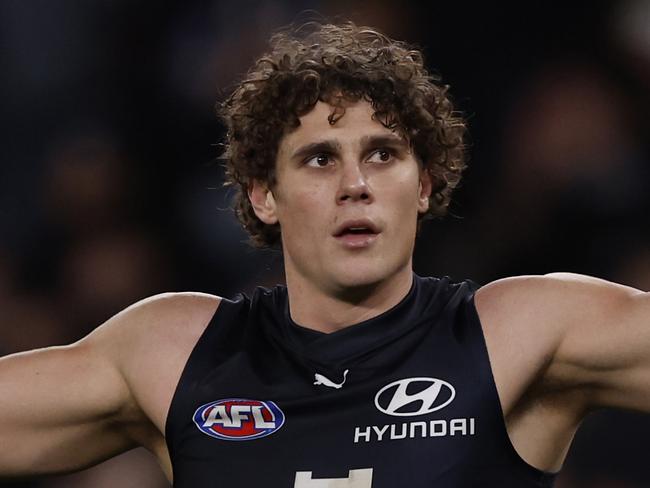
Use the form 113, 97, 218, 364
332, 220, 381, 248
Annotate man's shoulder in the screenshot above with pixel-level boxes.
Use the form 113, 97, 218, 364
84, 291, 222, 363
77, 292, 224, 436
475, 272, 638, 325
121, 291, 222, 326
472, 272, 643, 361
468, 273, 607, 417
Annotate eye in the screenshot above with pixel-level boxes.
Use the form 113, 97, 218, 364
305, 153, 333, 168
367, 148, 394, 164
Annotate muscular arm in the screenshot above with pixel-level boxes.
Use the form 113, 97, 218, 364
0, 292, 219, 479
0, 332, 140, 477
478, 273, 650, 414
544, 273, 650, 412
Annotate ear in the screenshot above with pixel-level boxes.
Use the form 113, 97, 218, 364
248, 180, 279, 225
417, 168, 433, 214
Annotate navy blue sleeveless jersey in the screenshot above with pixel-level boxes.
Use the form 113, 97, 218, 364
165, 274, 557, 487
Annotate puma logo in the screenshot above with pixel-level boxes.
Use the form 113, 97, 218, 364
313, 369, 349, 389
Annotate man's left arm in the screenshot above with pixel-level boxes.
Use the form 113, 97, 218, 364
544, 272, 650, 412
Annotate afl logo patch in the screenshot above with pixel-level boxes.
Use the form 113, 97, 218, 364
193, 399, 285, 441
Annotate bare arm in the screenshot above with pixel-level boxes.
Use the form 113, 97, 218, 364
478, 272, 650, 414
0, 335, 140, 477
543, 273, 650, 412
0, 292, 219, 479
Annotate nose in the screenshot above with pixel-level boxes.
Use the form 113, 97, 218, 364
336, 162, 373, 204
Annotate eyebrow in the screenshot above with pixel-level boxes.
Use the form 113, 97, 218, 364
290, 133, 410, 161
291, 140, 342, 161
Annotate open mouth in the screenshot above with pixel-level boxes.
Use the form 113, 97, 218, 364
333, 221, 380, 248
335, 226, 377, 237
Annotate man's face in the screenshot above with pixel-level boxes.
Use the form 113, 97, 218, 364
250, 99, 431, 294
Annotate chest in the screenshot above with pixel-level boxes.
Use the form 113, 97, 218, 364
166, 331, 524, 487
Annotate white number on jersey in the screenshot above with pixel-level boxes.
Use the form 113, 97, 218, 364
294, 468, 373, 487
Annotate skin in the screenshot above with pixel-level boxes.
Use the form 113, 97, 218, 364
249, 99, 432, 331
0, 99, 649, 484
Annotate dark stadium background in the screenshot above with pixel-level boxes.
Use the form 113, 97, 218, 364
1, 1, 649, 486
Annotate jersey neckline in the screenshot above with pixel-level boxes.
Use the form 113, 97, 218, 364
264, 273, 449, 370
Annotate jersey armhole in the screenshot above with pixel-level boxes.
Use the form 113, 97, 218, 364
163, 295, 239, 472
465, 289, 559, 485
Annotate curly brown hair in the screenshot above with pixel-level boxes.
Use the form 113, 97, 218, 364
219, 20, 467, 248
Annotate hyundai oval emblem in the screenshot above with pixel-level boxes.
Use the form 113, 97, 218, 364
374, 377, 455, 417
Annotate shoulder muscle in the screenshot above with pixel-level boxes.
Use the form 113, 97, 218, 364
476, 272, 648, 411
85, 292, 222, 434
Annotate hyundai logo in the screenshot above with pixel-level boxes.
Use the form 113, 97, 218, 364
374, 377, 455, 417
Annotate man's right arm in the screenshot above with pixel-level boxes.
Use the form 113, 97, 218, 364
0, 316, 145, 477
0, 291, 221, 480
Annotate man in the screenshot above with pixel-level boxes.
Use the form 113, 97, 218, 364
1, 21, 648, 488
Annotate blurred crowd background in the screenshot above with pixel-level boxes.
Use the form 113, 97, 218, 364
1, 0, 649, 487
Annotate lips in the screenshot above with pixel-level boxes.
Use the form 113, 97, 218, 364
332, 219, 380, 237
332, 219, 381, 249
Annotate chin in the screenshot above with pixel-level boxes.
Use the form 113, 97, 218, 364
329, 260, 399, 292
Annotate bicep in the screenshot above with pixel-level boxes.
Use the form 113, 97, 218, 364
0, 341, 139, 477
547, 273, 650, 412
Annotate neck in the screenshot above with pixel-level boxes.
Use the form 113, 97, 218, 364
285, 265, 414, 334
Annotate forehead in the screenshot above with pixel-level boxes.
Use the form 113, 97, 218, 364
278, 100, 399, 156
